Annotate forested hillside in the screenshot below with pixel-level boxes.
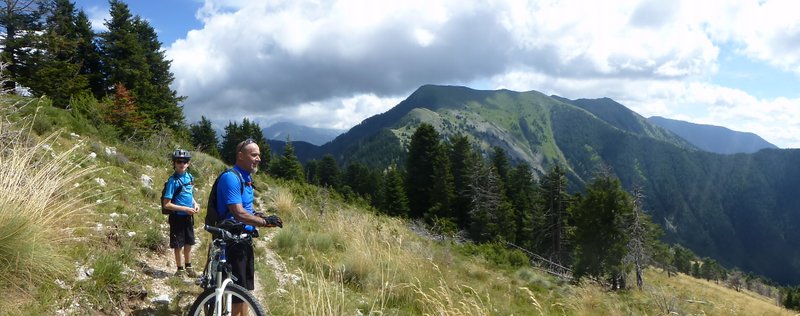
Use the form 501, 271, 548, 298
313, 85, 800, 285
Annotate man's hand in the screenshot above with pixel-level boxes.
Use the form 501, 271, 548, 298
265, 215, 282, 228
256, 212, 282, 228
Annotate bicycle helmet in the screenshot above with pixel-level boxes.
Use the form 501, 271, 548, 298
172, 149, 192, 161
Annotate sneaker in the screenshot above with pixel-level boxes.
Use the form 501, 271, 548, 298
186, 266, 197, 278
174, 269, 185, 277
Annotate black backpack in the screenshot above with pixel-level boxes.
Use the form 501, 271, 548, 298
161, 173, 194, 215
205, 168, 244, 227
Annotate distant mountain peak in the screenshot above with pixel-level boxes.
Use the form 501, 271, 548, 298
647, 116, 778, 154
263, 122, 344, 146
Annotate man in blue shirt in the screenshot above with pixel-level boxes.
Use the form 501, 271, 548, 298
215, 139, 281, 315
162, 149, 199, 277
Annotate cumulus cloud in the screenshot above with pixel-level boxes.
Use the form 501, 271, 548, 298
168, 0, 800, 147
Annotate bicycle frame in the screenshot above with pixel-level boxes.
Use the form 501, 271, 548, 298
202, 225, 248, 315
212, 239, 232, 316
189, 225, 267, 316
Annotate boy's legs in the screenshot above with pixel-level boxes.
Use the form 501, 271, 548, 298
168, 214, 188, 275
173, 248, 184, 268
183, 245, 197, 277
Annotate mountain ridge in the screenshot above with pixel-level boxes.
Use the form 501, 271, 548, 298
647, 116, 778, 154
263, 121, 344, 146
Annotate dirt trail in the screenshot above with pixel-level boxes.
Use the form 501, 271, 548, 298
131, 193, 291, 313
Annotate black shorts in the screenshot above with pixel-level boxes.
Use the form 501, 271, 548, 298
168, 214, 196, 248
227, 242, 255, 291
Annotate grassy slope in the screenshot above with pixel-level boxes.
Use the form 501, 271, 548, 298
0, 97, 793, 315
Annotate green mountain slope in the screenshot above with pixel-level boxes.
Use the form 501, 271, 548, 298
320, 85, 800, 284
553, 96, 696, 150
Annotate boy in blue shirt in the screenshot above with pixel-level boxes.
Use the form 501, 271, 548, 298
161, 149, 200, 277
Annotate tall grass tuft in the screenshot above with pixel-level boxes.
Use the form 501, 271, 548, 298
0, 108, 98, 306
270, 186, 296, 214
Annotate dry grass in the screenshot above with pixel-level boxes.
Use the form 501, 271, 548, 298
643, 270, 792, 316
0, 107, 99, 309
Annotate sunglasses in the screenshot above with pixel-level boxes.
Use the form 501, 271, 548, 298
174, 160, 189, 164
236, 138, 256, 153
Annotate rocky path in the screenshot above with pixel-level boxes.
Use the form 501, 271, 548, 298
129, 224, 290, 314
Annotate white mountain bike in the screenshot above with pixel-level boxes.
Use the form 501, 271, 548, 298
187, 225, 265, 316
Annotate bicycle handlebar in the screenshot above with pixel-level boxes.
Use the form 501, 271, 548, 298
204, 224, 239, 241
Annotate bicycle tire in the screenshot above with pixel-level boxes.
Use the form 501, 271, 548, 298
187, 283, 266, 316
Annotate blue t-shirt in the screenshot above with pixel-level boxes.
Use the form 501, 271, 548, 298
216, 165, 255, 224
163, 172, 194, 216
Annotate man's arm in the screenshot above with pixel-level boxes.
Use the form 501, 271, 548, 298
227, 204, 268, 227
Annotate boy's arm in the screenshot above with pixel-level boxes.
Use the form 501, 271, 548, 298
162, 198, 195, 213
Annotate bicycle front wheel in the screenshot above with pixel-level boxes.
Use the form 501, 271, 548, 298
187, 283, 266, 316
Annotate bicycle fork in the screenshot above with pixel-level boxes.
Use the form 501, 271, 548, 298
215, 248, 230, 315
214, 274, 234, 315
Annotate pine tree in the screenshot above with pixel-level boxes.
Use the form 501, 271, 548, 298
220, 121, 243, 165
489, 146, 511, 193
219, 118, 270, 168
99, 0, 145, 93
536, 165, 571, 265
304, 160, 319, 184
467, 161, 499, 242
99, 0, 184, 129
75, 10, 103, 98
0, 0, 47, 92
317, 154, 340, 188
406, 123, 441, 218
22, 0, 89, 107
466, 162, 515, 242
189, 116, 219, 157
131, 15, 184, 129
672, 245, 695, 275
785, 288, 797, 310
429, 143, 454, 223
448, 134, 478, 228
344, 162, 381, 203
271, 137, 304, 181
507, 163, 537, 248
382, 165, 409, 217
572, 167, 633, 290
625, 185, 647, 290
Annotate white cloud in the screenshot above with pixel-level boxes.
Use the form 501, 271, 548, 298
169, 0, 800, 147
83, 6, 110, 32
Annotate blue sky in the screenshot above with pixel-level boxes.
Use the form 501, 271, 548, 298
74, 0, 800, 148
712, 44, 800, 100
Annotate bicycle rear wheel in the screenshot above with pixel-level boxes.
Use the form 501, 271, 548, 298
187, 283, 266, 316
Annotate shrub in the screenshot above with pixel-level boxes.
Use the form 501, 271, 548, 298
139, 225, 166, 252
340, 255, 372, 289
274, 226, 301, 256
69, 92, 103, 127
457, 242, 529, 270
32, 112, 54, 135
